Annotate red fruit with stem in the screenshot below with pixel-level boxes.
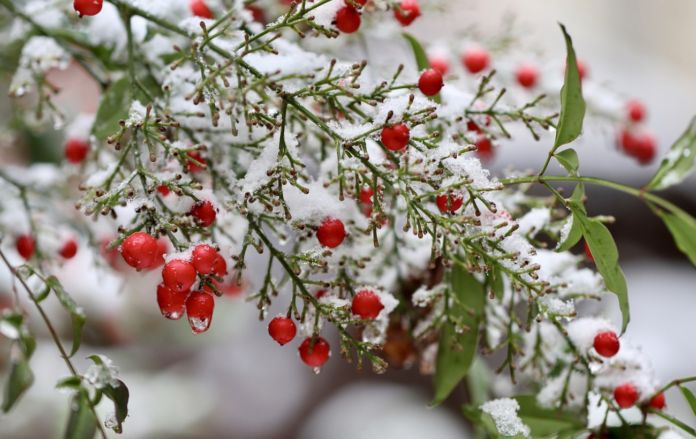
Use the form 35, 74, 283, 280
381, 124, 410, 151
614, 383, 640, 408
515, 63, 538, 88
191, 200, 217, 227
192, 244, 219, 274
463, 47, 490, 74
298, 337, 330, 367
186, 291, 215, 335
584, 241, 594, 262
156, 283, 189, 320
436, 193, 464, 214
317, 218, 346, 248
16, 235, 35, 260
594, 331, 620, 357
649, 392, 666, 410
627, 100, 646, 122
74, 0, 103, 17
428, 55, 450, 75
65, 138, 90, 164
121, 232, 159, 269
335, 6, 361, 34
476, 135, 494, 160
418, 69, 444, 96
352, 289, 384, 320
59, 240, 78, 259
189, 0, 213, 18
163, 259, 197, 293
157, 185, 170, 196
393, 0, 421, 26
186, 151, 204, 172
268, 316, 297, 346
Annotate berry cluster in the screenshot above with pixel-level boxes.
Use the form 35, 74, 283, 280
617, 100, 657, 164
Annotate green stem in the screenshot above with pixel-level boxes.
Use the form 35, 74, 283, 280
647, 407, 696, 437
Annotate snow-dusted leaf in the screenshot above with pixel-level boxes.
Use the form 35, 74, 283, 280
102, 380, 129, 434
646, 117, 696, 191
656, 210, 696, 269
431, 265, 485, 406
552, 25, 585, 152
403, 33, 441, 104
555, 148, 579, 175
46, 277, 86, 358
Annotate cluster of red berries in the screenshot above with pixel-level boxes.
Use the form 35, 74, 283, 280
15, 235, 78, 261
617, 100, 657, 165
73, 0, 103, 18
268, 288, 385, 370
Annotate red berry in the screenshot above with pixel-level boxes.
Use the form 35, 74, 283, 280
584, 241, 594, 262
317, 218, 346, 248
191, 244, 219, 274
245, 5, 265, 22
59, 240, 78, 259
268, 316, 297, 346
467, 120, 482, 133
428, 55, 450, 75
121, 232, 159, 269
436, 193, 464, 214
577, 59, 587, 80
65, 138, 89, 164
162, 259, 197, 293
360, 186, 375, 204
649, 392, 666, 410
189, 0, 213, 18
186, 291, 215, 335
614, 383, 639, 408
619, 129, 656, 165
213, 255, 228, 277
418, 69, 444, 97
393, 0, 421, 26
149, 239, 169, 270
475, 135, 494, 160
381, 124, 410, 151
335, 6, 361, 34
593, 331, 620, 357
73, 0, 103, 17
462, 47, 490, 74
157, 185, 170, 196
627, 100, 646, 122
186, 151, 204, 172
298, 337, 330, 368
16, 235, 35, 260
156, 283, 189, 320
352, 289, 384, 320
190, 200, 217, 227
515, 63, 538, 88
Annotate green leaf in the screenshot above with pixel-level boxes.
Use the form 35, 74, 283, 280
552, 24, 586, 152
570, 208, 630, 333
646, 116, 696, 191
680, 386, 696, 417
56, 376, 83, 391
92, 77, 131, 140
515, 395, 585, 438
556, 214, 582, 253
555, 148, 580, 175
46, 277, 86, 358
103, 380, 130, 434
2, 345, 34, 413
64, 390, 97, 439
431, 265, 485, 406
403, 33, 441, 104
463, 404, 501, 439
656, 210, 696, 269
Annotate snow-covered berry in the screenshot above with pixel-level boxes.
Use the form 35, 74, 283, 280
381, 124, 410, 151
268, 316, 297, 346
191, 244, 219, 275
317, 218, 346, 248
418, 69, 444, 96
162, 259, 197, 293
593, 331, 620, 358
352, 289, 384, 320
74, 0, 103, 17
393, 0, 421, 26
156, 283, 189, 320
436, 193, 464, 214
298, 337, 330, 367
191, 201, 217, 227
121, 232, 159, 269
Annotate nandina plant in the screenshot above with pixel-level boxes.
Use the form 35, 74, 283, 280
0, 0, 695, 438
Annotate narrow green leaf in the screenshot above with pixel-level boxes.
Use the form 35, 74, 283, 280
646, 116, 696, 191
556, 214, 582, 253
514, 395, 585, 438
64, 390, 97, 439
103, 380, 129, 434
403, 33, 441, 104
680, 386, 696, 417
46, 277, 86, 358
570, 208, 630, 333
553, 24, 586, 152
2, 344, 34, 413
656, 210, 696, 269
92, 77, 130, 139
555, 148, 580, 175
569, 182, 586, 213
431, 265, 485, 406
56, 376, 83, 390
